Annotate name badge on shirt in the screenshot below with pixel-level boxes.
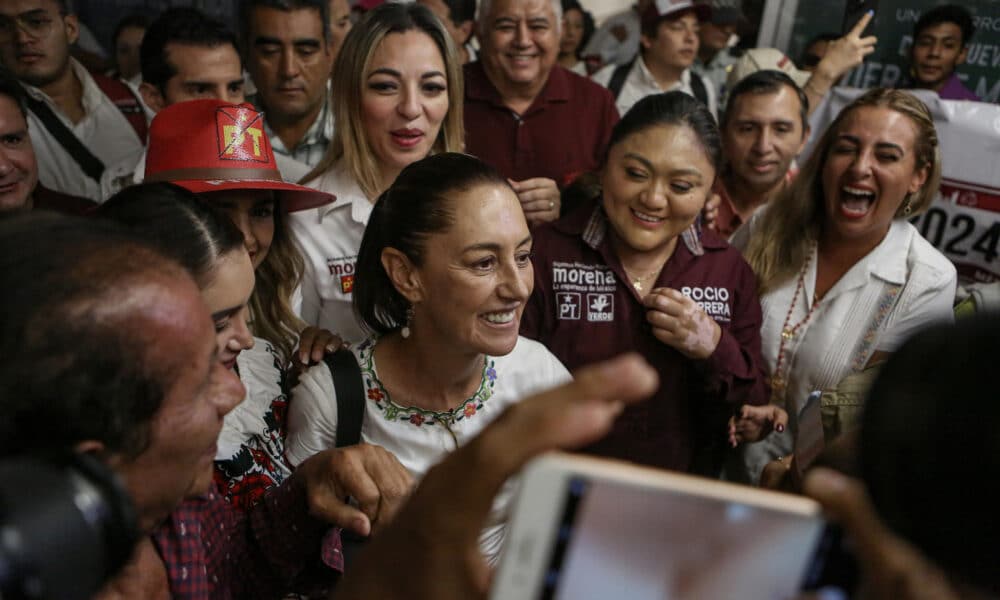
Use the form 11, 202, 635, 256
326, 255, 358, 294
680, 285, 732, 323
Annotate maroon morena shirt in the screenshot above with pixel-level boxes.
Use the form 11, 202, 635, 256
521, 203, 769, 474
463, 61, 619, 187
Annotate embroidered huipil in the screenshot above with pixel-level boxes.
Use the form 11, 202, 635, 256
214, 337, 292, 510
521, 203, 769, 475
151, 479, 343, 599
286, 336, 571, 560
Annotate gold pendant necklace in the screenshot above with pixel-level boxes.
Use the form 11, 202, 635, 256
628, 268, 661, 293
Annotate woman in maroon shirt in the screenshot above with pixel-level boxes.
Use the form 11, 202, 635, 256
521, 92, 774, 475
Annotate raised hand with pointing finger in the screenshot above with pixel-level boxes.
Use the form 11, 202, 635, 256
803, 11, 878, 115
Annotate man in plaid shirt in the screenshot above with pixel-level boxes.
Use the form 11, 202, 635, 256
0, 214, 411, 599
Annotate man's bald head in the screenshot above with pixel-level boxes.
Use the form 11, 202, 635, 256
0, 213, 200, 458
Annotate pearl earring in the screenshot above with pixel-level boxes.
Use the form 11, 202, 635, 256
401, 306, 414, 339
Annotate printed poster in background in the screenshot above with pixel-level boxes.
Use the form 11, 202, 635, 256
785, 0, 1000, 104
806, 87, 1000, 284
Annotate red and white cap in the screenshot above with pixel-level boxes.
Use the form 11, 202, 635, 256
726, 48, 812, 90
144, 99, 334, 212
642, 0, 712, 29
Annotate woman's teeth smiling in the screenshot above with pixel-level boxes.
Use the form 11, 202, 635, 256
484, 310, 515, 324
841, 185, 876, 216
632, 209, 662, 224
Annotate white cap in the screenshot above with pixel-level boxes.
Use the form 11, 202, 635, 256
727, 48, 812, 90
643, 0, 712, 28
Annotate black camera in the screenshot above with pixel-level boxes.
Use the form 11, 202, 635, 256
0, 453, 140, 600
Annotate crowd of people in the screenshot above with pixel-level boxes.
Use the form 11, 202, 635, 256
0, 0, 996, 597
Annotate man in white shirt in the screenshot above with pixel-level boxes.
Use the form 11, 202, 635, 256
0, 0, 145, 203
593, 0, 717, 117
242, 0, 336, 171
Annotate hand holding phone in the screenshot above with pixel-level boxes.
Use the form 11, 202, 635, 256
332, 354, 659, 600
492, 454, 827, 600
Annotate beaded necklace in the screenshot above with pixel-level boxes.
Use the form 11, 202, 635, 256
771, 251, 824, 400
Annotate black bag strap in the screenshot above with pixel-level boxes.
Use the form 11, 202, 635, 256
689, 71, 709, 107
323, 348, 365, 447
22, 90, 105, 183
322, 347, 369, 565
607, 57, 635, 100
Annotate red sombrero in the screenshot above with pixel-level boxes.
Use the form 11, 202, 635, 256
144, 99, 334, 212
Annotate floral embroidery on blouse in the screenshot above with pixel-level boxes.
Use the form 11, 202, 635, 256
355, 338, 497, 428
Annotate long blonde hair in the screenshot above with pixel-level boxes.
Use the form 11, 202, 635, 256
743, 88, 941, 294
249, 204, 304, 364
302, 2, 465, 199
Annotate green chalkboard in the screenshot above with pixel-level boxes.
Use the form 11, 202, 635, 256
786, 0, 1000, 103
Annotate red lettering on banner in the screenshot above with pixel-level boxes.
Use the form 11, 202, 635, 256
940, 179, 1000, 213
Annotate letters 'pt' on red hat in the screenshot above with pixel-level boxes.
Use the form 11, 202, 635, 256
144, 99, 333, 212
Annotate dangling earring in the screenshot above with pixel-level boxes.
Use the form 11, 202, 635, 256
400, 305, 414, 339
902, 195, 913, 216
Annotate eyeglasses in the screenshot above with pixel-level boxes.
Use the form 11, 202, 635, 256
0, 12, 59, 43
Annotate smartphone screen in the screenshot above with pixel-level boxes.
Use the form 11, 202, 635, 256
538, 476, 825, 600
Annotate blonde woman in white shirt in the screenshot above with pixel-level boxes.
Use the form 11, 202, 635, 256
287, 154, 570, 561
730, 88, 957, 484
292, 2, 465, 344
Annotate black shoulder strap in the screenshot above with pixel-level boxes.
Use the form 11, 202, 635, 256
323, 348, 365, 447
689, 71, 709, 107
608, 58, 635, 100
22, 91, 105, 183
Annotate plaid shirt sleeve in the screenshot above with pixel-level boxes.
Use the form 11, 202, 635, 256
152, 477, 344, 599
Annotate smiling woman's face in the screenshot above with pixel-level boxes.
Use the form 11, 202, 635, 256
601, 123, 715, 260
360, 30, 449, 184
407, 182, 533, 358
206, 190, 277, 269
200, 248, 256, 370
820, 105, 928, 251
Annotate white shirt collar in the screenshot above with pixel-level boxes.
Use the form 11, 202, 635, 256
22, 58, 102, 119
636, 55, 691, 92
821, 219, 911, 301
314, 164, 373, 225
865, 219, 911, 285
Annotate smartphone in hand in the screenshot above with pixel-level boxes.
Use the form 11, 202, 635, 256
491, 453, 828, 600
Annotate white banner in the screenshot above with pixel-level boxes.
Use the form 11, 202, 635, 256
805, 87, 1000, 284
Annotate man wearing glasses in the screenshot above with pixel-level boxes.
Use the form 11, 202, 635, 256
0, 0, 145, 203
